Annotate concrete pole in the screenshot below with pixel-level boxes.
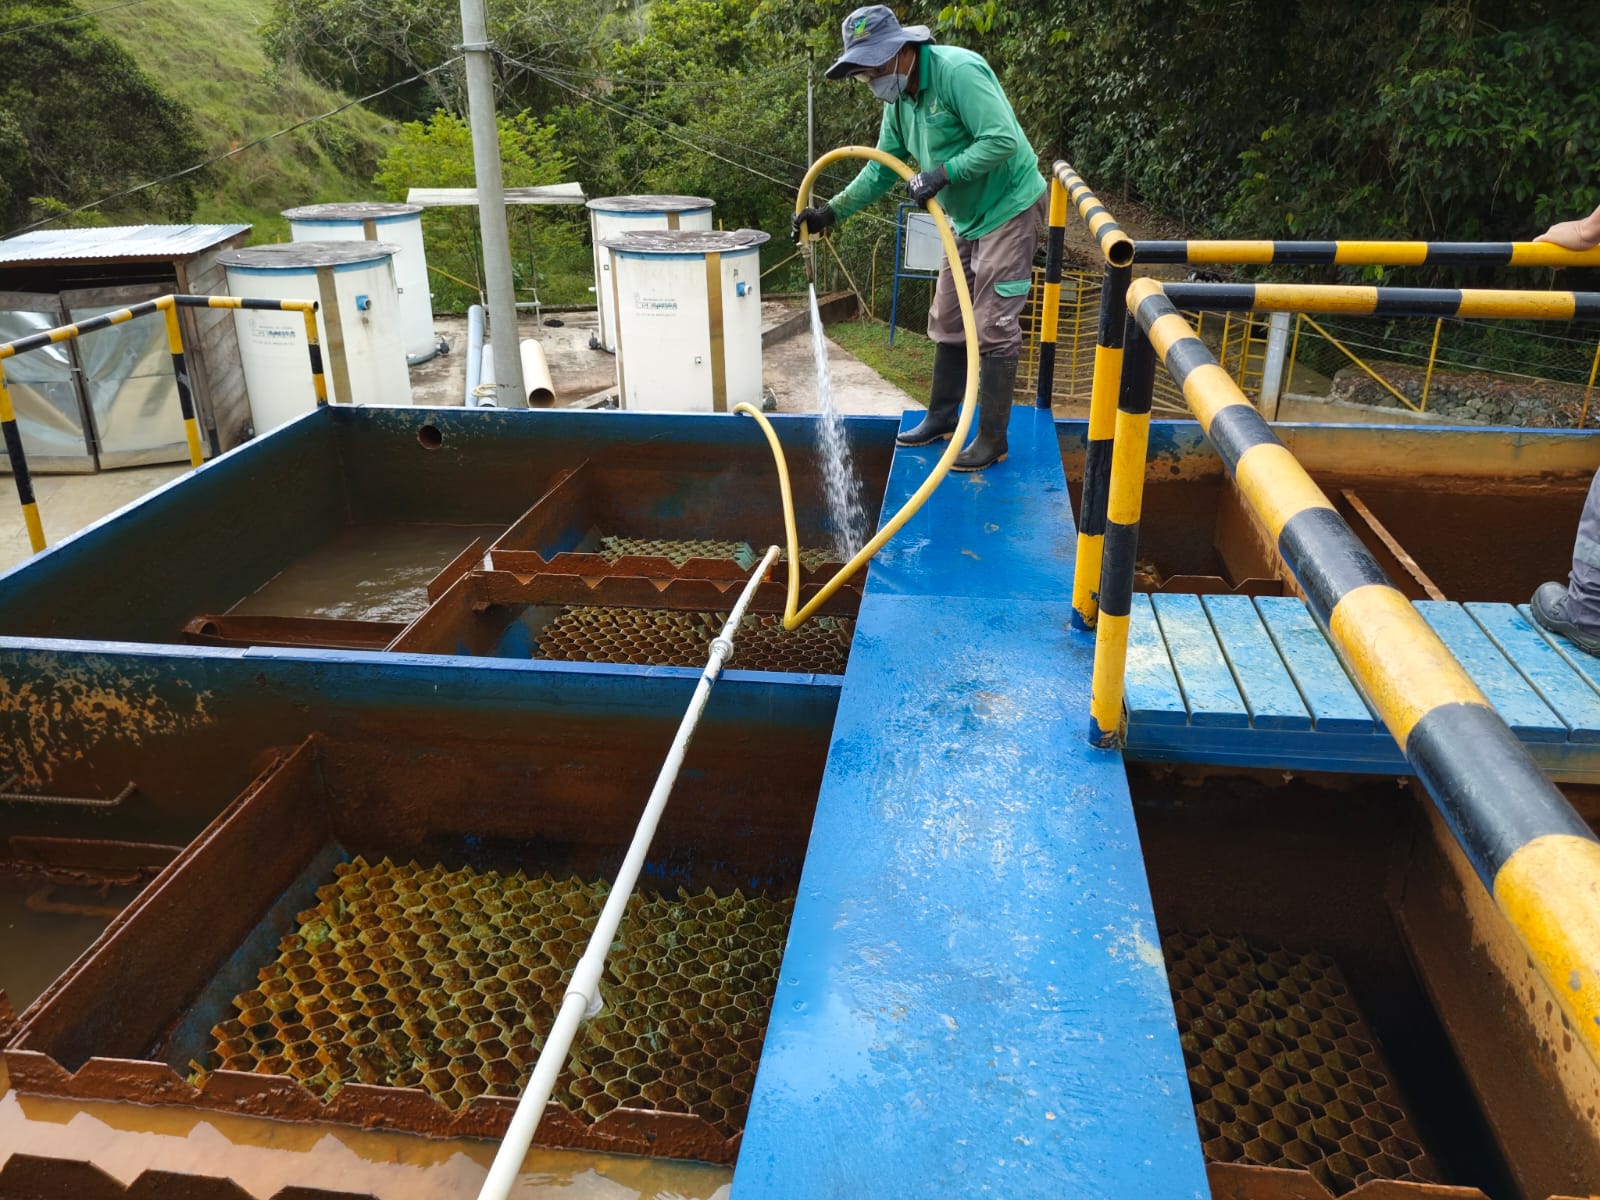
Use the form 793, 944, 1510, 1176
459, 0, 526, 407
1259, 310, 1291, 422
806, 51, 815, 168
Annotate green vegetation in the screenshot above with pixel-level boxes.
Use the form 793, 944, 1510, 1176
826, 319, 934, 404
97, 0, 396, 241
372, 110, 588, 310
0, 0, 205, 232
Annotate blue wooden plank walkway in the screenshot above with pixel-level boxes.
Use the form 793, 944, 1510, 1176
1124, 593, 1600, 779
734, 409, 1208, 1199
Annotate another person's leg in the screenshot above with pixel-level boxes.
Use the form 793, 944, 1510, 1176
951, 189, 1049, 472
1532, 467, 1600, 655
897, 235, 975, 447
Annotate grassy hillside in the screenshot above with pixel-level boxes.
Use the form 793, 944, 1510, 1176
98, 0, 396, 242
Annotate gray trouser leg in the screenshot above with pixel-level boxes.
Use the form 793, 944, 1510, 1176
1568, 466, 1600, 631
926, 189, 1049, 356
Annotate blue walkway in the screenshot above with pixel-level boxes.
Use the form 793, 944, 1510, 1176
1125, 594, 1600, 781
733, 409, 1207, 1198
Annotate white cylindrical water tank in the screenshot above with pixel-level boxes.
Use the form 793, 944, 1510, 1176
587, 195, 714, 353
218, 241, 411, 436
282, 202, 435, 361
601, 229, 770, 413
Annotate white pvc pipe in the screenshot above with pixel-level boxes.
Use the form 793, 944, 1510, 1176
520, 338, 555, 407
475, 544, 782, 1200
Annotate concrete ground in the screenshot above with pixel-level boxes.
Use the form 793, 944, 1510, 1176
0, 463, 188, 574
409, 299, 914, 418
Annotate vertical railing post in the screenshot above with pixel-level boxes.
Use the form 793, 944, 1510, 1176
1035, 176, 1068, 408
1070, 260, 1131, 630
159, 299, 205, 468
300, 304, 329, 407
1087, 318, 1156, 748
1582, 335, 1600, 430
0, 359, 45, 553
1420, 317, 1444, 413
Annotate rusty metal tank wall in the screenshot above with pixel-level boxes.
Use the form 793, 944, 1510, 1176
0, 406, 897, 645
0, 642, 838, 861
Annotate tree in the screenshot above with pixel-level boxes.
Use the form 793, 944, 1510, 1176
0, 0, 206, 233
372, 109, 585, 308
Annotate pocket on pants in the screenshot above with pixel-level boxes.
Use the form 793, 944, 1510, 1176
994, 278, 1032, 299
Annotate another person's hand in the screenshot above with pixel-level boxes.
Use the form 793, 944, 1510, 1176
791, 204, 836, 243
1534, 215, 1600, 251
906, 165, 949, 208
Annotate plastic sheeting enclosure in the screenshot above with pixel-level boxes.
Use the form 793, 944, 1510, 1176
601, 229, 769, 413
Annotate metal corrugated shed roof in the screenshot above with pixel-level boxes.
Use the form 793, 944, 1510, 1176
0, 224, 252, 266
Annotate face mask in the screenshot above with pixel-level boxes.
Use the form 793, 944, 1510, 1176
869, 68, 910, 103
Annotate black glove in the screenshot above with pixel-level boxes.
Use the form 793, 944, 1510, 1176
791, 203, 836, 243
906, 165, 950, 207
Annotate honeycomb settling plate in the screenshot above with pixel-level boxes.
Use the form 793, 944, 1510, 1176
198, 858, 792, 1139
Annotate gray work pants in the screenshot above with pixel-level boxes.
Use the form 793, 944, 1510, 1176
1569, 467, 1600, 631
926, 189, 1049, 357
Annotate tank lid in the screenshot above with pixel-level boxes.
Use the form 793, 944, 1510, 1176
587, 194, 716, 214
218, 240, 402, 269
600, 229, 770, 255
281, 201, 423, 221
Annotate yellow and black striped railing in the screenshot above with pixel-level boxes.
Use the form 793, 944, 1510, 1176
1094, 276, 1600, 1068
1160, 281, 1600, 319
1136, 239, 1600, 269
1048, 163, 1136, 629
1052, 162, 1134, 270
0, 294, 324, 554
1033, 175, 1069, 411
1086, 310, 1156, 736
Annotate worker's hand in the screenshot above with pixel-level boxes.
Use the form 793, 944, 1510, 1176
791, 204, 836, 243
1534, 217, 1600, 252
906, 165, 949, 208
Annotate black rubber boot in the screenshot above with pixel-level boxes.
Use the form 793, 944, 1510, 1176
1531, 581, 1600, 656
952, 354, 1017, 472
896, 340, 967, 446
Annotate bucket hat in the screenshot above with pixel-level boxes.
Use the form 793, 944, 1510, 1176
824, 6, 934, 80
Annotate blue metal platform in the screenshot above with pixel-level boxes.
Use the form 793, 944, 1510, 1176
734, 409, 1208, 1198
1125, 593, 1600, 780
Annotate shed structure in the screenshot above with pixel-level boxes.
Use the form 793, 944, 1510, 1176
0, 224, 252, 471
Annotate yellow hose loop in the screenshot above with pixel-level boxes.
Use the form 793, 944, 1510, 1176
735, 146, 980, 630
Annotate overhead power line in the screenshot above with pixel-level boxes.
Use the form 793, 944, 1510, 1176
0, 0, 154, 40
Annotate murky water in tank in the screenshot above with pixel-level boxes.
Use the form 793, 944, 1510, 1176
809, 286, 866, 560
233, 523, 504, 623
0, 1079, 731, 1198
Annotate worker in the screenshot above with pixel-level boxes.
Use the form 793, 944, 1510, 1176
1529, 201, 1600, 655
792, 5, 1047, 471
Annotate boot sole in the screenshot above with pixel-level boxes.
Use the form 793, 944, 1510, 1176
950, 451, 1008, 473
894, 430, 957, 448
1532, 606, 1600, 656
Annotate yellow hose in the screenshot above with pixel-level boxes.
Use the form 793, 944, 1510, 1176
735, 145, 980, 629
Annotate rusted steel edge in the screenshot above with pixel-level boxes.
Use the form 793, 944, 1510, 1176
469, 571, 863, 619
487, 548, 856, 587
0, 1152, 381, 1200
1207, 1162, 1493, 1198
1, 1051, 737, 1163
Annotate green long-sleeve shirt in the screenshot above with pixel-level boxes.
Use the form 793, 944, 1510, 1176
828, 43, 1045, 241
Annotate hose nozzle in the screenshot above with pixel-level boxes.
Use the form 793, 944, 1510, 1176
801, 235, 817, 286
